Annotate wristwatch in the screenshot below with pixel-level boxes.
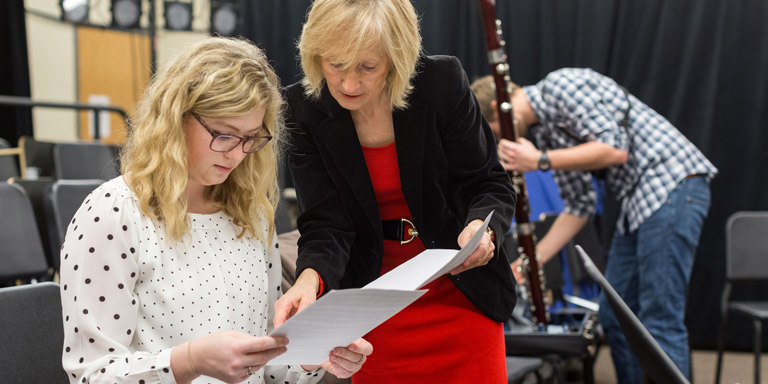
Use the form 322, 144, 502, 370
537, 150, 551, 171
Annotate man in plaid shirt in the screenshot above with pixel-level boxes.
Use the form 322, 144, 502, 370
497, 68, 717, 383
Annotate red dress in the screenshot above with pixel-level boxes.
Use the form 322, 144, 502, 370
353, 142, 507, 383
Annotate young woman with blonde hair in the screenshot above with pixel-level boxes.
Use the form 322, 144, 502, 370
60, 37, 371, 384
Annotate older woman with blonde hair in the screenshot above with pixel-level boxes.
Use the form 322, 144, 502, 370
59, 37, 371, 384
275, 0, 517, 382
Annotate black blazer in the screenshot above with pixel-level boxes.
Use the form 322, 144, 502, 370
285, 55, 517, 322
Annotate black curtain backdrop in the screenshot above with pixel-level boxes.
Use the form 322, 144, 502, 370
241, 0, 313, 89
0, 1, 33, 146
243, 0, 768, 350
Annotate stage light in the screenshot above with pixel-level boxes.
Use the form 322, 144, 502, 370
111, 0, 142, 29
210, 0, 241, 37
60, 0, 89, 24
164, 1, 193, 31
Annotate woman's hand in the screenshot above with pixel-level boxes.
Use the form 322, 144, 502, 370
450, 219, 496, 275
273, 269, 320, 328
181, 331, 288, 384
302, 338, 373, 378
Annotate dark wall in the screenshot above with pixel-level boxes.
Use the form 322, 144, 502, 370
0, 1, 33, 146
241, 0, 768, 350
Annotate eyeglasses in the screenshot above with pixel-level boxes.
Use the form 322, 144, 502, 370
192, 113, 272, 153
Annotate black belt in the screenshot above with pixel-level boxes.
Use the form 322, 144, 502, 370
381, 218, 419, 245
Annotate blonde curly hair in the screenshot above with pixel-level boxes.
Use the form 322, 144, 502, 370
121, 37, 283, 242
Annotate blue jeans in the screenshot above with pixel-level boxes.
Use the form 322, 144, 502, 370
598, 176, 710, 383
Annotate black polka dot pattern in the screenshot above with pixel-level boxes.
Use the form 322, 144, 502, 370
59, 177, 319, 384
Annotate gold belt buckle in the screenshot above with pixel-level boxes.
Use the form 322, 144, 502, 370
400, 218, 419, 245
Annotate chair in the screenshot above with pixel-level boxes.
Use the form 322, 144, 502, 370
43, 179, 105, 270
575, 245, 689, 384
275, 187, 298, 235
715, 211, 768, 384
0, 282, 69, 383
0, 182, 49, 285
52, 142, 120, 180
8, 177, 57, 274
0, 137, 21, 180
506, 356, 544, 384
20, 135, 56, 179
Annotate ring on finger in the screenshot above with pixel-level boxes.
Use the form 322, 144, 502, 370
246, 366, 253, 376
357, 355, 365, 364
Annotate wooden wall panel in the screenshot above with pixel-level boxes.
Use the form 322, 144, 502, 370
76, 27, 150, 144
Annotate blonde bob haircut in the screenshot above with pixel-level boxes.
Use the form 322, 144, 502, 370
298, 0, 422, 110
121, 37, 284, 242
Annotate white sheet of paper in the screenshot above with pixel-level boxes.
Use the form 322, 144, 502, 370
267, 211, 494, 365
362, 249, 458, 290
268, 288, 425, 365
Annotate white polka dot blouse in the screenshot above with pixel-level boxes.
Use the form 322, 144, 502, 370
59, 177, 323, 384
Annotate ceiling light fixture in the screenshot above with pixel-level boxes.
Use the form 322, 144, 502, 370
210, 0, 241, 37
111, 0, 142, 29
60, 0, 90, 24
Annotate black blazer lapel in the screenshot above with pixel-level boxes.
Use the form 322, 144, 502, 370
393, 101, 428, 231
314, 102, 382, 238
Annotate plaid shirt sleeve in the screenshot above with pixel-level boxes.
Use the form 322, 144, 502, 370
553, 169, 597, 218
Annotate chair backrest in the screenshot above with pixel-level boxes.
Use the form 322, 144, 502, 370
20, 135, 56, 178
276, 187, 298, 234
575, 245, 690, 384
0, 182, 49, 283
0, 137, 21, 180
8, 177, 57, 270
0, 282, 69, 383
53, 142, 120, 180
726, 211, 768, 281
43, 179, 105, 270
564, 218, 606, 283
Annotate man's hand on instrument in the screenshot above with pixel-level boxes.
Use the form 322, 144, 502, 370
451, 219, 495, 275
497, 137, 541, 172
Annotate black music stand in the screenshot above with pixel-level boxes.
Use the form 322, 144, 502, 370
574, 245, 690, 384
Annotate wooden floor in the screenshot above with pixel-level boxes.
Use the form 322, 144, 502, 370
590, 347, 767, 384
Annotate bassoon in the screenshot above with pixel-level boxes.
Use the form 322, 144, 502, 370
477, 0, 549, 326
